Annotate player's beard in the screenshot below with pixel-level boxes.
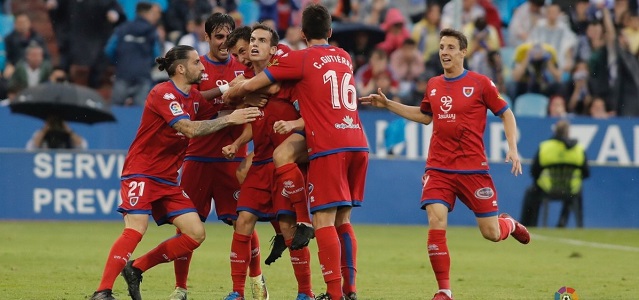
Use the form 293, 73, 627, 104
187, 70, 203, 85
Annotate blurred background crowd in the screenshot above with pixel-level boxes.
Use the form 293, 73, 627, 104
0, 0, 637, 118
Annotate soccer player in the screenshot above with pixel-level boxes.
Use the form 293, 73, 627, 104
222, 23, 314, 300
224, 4, 369, 300
359, 28, 531, 300
170, 14, 271, 300
90, 45, 260, 300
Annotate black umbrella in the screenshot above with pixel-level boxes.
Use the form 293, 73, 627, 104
330, 22, 386, 53
10, 82, 116, 124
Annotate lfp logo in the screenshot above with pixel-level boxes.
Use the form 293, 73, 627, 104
555, 286, 579, 300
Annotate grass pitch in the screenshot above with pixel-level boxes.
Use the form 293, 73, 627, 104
1, 221, 637, 299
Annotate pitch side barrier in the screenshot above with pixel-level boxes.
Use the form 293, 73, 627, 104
1, 107, 638, 227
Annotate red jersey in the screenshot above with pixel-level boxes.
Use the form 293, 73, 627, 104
186, 55, 247, 160
263, 45, 369, 158
121, 81, 201, 185
419, 70, 509, 173
252, 83, 300, 162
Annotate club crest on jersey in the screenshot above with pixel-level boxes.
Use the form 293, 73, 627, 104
463, 87, 474, 97
129, 196, 139, 206
163, 93, 176, 101
194, 102, 199, 114
234, 70, 244, 77
169, 101, 184, 116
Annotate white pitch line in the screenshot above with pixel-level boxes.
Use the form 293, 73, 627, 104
532, 234, 639, 252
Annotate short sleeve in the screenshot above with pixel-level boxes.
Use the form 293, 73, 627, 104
483, 77, 508, 116
148, 88, 190, 126
264, 50, 305, 82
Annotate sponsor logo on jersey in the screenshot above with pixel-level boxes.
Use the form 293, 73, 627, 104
268, 58, 279, 67
438, 95, 456, 120
169, 101, 184, 116
182, 190, 190, 199
233, 190, 241, 200
201, 73, 209, 81
463, 87, 474, 97
430, 89, 436, 96
474, 187, 494, 199
163, 93, 176, 100
335, 115, 361, 129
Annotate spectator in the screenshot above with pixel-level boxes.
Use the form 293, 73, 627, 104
520, 119, 589, 228
163, 0, 213, 43
177, 14, 210, 56
65, 0, 126, 88
411, 3, 441, 64
3, 12, 48, 79
8, 43, 52, 92
46, 0, 71, 70
358, 0, 389, 26
26, 115, 88, 150
508, 0, 545, 48
389, 38, 424, 97
463, 16, 500, 57
511, 42, 562, 99
280, 25, 306, 50
477, 0, 504, 45
404, 72, 429, 107
622, 11, 639, 56
355, 48, 398, 97
566, 60, 592, 114
105, 2, 162, 106
587, 96, 609, 119
569, 0, 593, 36
528, 3, 578, 74
377, 8, 410, 55
440, 0, 485, 30
150, 23, 176, 84
547, 95, 569, 118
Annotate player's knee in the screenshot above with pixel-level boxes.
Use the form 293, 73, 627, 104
185, 226, 206, 243
480, 228, 501, 242
273, 145, 294, 166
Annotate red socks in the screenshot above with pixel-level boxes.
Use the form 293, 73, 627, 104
315, 226, 343, 297
498, 217, 515, 240
173, 228, 192, 289
337, 223, 357, 295
230, 232, 252, 296
275, 163, 311, 224
286, 238, 313, 296
248, 230, 262, 277
427, 229, 450, 290
133, 233, 201, 272
97, 228, 143, 291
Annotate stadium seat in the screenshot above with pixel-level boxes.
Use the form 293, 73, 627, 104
0, 14, 14, 38
500, 46, 516, 79
514, 93, 548, 117
0, 38, 5, 72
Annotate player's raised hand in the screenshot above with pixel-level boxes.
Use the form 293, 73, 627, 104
244, 93, 269, 107
222, 144, 238, 160
505, 149, 522, 176
359, 88, 390, 108
273, 120, 294, 134
227, 107, 261, 124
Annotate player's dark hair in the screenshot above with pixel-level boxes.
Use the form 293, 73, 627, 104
440, 28, 468, 51
302, 3, 331, 40
227, 25, 252, 49
205, 12, 235, 37
156, 45, 195, 76
135, 1, 154, 15
252, 23, 279, 46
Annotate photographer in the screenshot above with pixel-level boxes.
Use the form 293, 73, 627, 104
512, 42, 562, 99
26, 115, 88, 150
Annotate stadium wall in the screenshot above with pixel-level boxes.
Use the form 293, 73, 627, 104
1, 106, 637, 228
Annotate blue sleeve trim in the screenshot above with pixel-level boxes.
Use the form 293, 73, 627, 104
309, 147, 369, 160
494, 105, 508, 116
263, 69, 277, 83
168, 115, 189, 127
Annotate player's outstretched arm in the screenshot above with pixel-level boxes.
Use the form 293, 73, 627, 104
223, 72, 273, 101
499, 109, 522, 176
222, 124, 253, 160
173, 107, 260, 138
273, 118, 304, 135
359, 88, 432, 125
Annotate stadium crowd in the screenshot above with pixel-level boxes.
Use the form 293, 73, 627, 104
0, 0, 638, 118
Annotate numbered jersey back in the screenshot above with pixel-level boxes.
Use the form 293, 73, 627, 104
264, 45, 368, 157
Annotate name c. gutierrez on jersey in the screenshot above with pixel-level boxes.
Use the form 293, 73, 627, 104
309, 52, 353, 70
